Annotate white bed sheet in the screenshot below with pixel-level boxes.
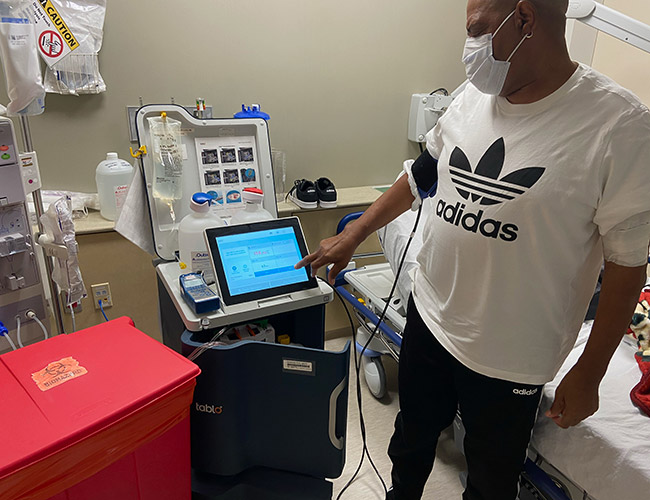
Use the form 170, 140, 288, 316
531, 322, 650, 500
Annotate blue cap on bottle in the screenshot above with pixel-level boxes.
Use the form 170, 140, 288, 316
234, 104, 270, 120
192, 192, 212, 206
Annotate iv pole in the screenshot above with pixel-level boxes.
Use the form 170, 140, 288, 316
19, 115, 66, 335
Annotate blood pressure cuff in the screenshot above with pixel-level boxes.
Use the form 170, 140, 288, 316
403, 149, 439, 210
602, 211, 650, 267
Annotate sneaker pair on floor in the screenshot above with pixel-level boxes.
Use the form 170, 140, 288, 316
287, 177, 337, 209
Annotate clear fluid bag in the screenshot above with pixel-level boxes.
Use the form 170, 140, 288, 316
147, 115, 184, 220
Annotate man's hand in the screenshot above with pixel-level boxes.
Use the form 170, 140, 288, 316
546, 261, 646, 429
546, 364, 600, 428
295, 227, 361, 285
295, 175, 418, 284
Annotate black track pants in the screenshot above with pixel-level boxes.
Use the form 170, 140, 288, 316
387, 296, 543, 500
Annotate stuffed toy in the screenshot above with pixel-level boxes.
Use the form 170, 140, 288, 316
629, 288, 650, 416
628, 290, 650, 354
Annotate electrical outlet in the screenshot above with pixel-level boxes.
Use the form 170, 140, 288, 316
91, 283, 113, 310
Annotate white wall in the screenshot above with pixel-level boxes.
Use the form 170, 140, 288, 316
0, 0, 468, 193
592, 0, 650, 105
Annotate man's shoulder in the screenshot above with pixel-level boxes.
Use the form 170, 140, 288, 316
578, 64, 650, 118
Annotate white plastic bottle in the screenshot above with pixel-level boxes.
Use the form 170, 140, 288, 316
95, 153, 134, 221
229, 188, 274, 225
179, 193, 223, 283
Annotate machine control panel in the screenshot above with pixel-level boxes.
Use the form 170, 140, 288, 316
20, 152, 42, 194
0, 121, 18, 167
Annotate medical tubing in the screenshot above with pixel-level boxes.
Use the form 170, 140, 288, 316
359, 204, 423, 362
16, 315, 23, 348
26, 310, 49, 340
186, 326, 229, 362
69, 304, 76, 333
327, 283, 388, 499
34, 317, 48, 340
335, 203, 424, 498
98, 300, 109, 322
1, 321, 17, 351
327, 204, 424, 498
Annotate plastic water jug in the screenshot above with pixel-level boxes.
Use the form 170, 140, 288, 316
229, 188, 274, 225
95, 153, 134, 221
179, 193, 223, 283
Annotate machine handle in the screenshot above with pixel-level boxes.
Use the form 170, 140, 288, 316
328, 377, 347, 450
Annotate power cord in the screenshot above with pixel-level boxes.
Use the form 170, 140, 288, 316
323, 202, 424, 498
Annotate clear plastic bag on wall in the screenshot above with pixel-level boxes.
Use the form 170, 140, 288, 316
43, 0, 107, 95
39, 196, 87, 306
0, 0, 46, 115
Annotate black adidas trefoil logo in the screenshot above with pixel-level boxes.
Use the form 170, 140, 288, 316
449, 138, 545, 206
434, 138, 545, 243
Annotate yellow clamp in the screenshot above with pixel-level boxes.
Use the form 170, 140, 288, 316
129, 145, 147, 159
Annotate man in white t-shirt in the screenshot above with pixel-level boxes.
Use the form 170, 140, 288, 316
297, 0, 650, 498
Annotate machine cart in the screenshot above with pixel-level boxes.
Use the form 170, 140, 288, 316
133, 105, 351, 499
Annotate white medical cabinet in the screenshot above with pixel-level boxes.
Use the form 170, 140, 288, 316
135, 105, 350, 499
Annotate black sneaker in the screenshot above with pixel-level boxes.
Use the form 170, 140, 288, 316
315, 177, 337, 208
286, 179, 318, 209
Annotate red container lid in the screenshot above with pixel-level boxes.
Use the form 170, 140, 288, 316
0, 317, 199, 497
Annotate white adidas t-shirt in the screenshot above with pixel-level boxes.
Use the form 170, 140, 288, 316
410, 64, 650, 384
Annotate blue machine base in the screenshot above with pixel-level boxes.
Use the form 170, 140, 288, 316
192, 468, 333, 500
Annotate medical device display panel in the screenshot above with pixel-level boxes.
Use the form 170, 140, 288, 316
206, 218, 317, 306
194, 136, 260, 207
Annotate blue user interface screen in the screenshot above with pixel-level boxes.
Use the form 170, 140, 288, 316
216, 227, 309, 296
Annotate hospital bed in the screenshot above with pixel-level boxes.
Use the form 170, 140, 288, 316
335, 202, 650, 500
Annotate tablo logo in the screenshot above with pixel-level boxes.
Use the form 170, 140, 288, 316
195, 403, 224, 415
449, 138, 545, 206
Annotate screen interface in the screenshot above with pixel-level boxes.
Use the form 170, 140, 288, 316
215, 227, 310, 296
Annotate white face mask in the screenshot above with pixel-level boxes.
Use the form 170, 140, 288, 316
462, 10, 531, 95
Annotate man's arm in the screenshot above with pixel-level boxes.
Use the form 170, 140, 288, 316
295, 174, 415, 284
546, 260, 647, 428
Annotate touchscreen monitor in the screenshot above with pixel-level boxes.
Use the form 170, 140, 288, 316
205, 218, 318, 306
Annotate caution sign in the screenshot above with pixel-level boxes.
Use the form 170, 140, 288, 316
31, 0, 79, 67
39, 30, 63, 58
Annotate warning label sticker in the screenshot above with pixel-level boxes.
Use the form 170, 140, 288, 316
31, 0, 79, 67
38, 30, 63, 58
31, 357, 88, 391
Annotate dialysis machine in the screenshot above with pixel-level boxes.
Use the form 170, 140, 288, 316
136, 105, 351, 499
0, 117, 47, 354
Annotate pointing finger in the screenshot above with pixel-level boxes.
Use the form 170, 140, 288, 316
295, 252, 317, 270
